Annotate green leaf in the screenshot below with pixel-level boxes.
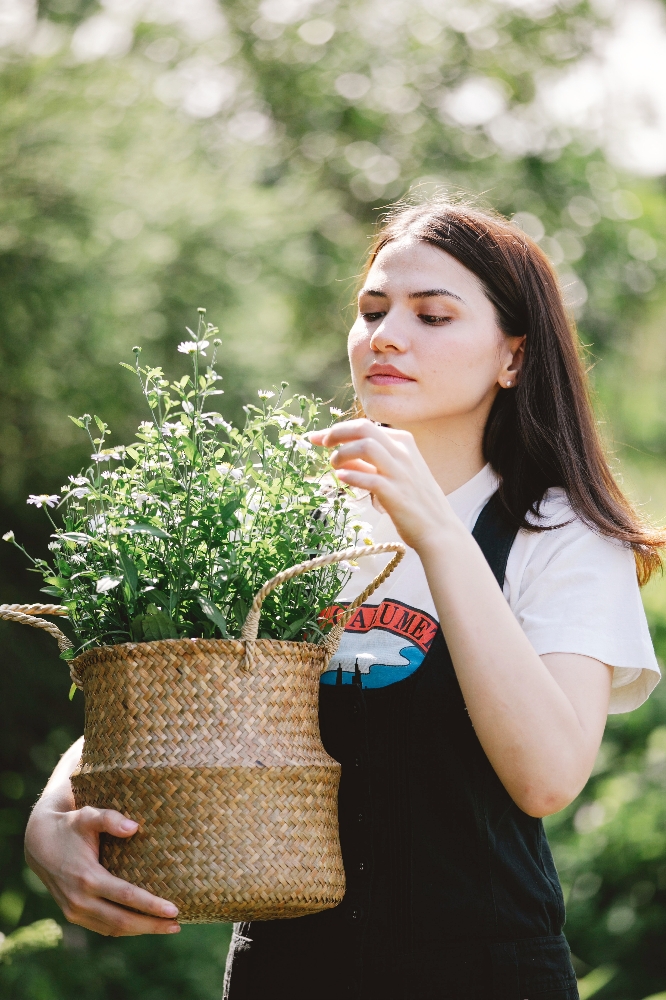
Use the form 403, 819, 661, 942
94, 415, 105, 432
124, 524, 170, 540
96, 575, 122, 593
60, 532, 92, 545
117, 546, 139, 595
281, 613, 313, 640
59, 649, 75, 661
68, 683, 78, 701
198, 596, 228, 637
119, 362, 136, 373
218, 499, 239, 523
130, 613, 145, 641
180, 437, 200, 464
142, 588, 170, 606
126, 447, 140, 461
142, 607, 178, 641
40, 586, 63, 596
68, 415, 86, 429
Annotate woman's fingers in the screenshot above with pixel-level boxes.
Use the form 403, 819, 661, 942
92, 867, 178, 919
39, 805, 181, 936
334, 458, 377, 474
64, 891, 180, 937
330, 437, 396, 476
335, 469, 382, 492
72, 806, 138, 839
311, 419, 409, 458
309, 419, 371, 447
27, 797, 181, 938
314, 416, 448, 550
68, 808, 178, 918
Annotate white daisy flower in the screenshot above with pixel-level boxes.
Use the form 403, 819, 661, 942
178, 340, 209, 354
27, 494, 60, 508
279, 433, 312, 453
207, 414, 232, 430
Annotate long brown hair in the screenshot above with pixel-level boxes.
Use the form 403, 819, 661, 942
363, 200, 663, 585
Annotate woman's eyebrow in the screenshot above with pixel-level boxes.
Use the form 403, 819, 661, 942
358, 287, 465, 303
408, 288, 465, 303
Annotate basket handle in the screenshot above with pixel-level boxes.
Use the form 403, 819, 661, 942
239, 542, 406, 661
0, 543, 407, 675
0, 604, 74, 654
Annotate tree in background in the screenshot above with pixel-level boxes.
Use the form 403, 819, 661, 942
2, 0, 666, 996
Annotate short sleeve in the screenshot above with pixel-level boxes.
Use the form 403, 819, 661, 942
506, 505, 660, 714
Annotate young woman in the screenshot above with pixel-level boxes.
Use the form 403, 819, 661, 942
26, 202, 661, 1000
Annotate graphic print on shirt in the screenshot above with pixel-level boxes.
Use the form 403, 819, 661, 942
320, 599, 438, 688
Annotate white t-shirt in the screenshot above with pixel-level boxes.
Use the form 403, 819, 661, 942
321, 464, 660, 714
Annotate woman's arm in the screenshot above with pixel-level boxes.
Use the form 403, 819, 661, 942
25, 737, 180, 935
311, 420, 612, 817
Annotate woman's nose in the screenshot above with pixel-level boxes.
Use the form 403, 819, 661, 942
369, 312, 409, 353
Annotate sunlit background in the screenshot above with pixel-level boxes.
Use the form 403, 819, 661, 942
2, 0, 666, 995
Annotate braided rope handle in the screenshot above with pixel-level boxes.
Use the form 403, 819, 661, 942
239, 542, 406, 661
0, 603, 74, 654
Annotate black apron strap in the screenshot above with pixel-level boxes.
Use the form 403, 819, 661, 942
471, 489, 520, 588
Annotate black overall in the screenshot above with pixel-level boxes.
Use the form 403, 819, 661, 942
224, 494, 579, 1000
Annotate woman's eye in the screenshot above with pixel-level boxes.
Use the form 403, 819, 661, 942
362, 311, 386, 322
418, 314, 451, 325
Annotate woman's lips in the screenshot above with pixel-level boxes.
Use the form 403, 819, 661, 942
366, 367, 416, 385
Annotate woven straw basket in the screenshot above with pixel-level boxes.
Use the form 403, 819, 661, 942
1, 541, 404, 923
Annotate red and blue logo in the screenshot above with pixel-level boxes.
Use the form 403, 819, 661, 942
320, 599, 438, 688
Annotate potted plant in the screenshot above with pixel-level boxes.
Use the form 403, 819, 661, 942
1, 310, 404, 922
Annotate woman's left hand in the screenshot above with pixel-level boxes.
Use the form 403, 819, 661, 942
309, 419, 453, 552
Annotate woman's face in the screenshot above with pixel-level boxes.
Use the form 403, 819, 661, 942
348, 238, 523, 433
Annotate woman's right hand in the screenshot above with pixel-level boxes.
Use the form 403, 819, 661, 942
25, 800, 180, 936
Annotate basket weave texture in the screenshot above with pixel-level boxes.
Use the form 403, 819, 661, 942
70, 637, 344, 923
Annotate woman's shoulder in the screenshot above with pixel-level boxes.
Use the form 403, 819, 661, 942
514, 486, 636, 583
525, 487, 628, 550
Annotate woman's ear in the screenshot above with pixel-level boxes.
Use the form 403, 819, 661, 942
499, 335, 526, 389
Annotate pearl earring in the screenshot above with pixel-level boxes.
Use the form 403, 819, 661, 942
506, 380, 512, 387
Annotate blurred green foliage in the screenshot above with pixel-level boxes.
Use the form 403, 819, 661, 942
0, 919, 63, 964
3, 0, 666, 996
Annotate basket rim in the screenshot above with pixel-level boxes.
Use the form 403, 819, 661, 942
71, 635, 329, 666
